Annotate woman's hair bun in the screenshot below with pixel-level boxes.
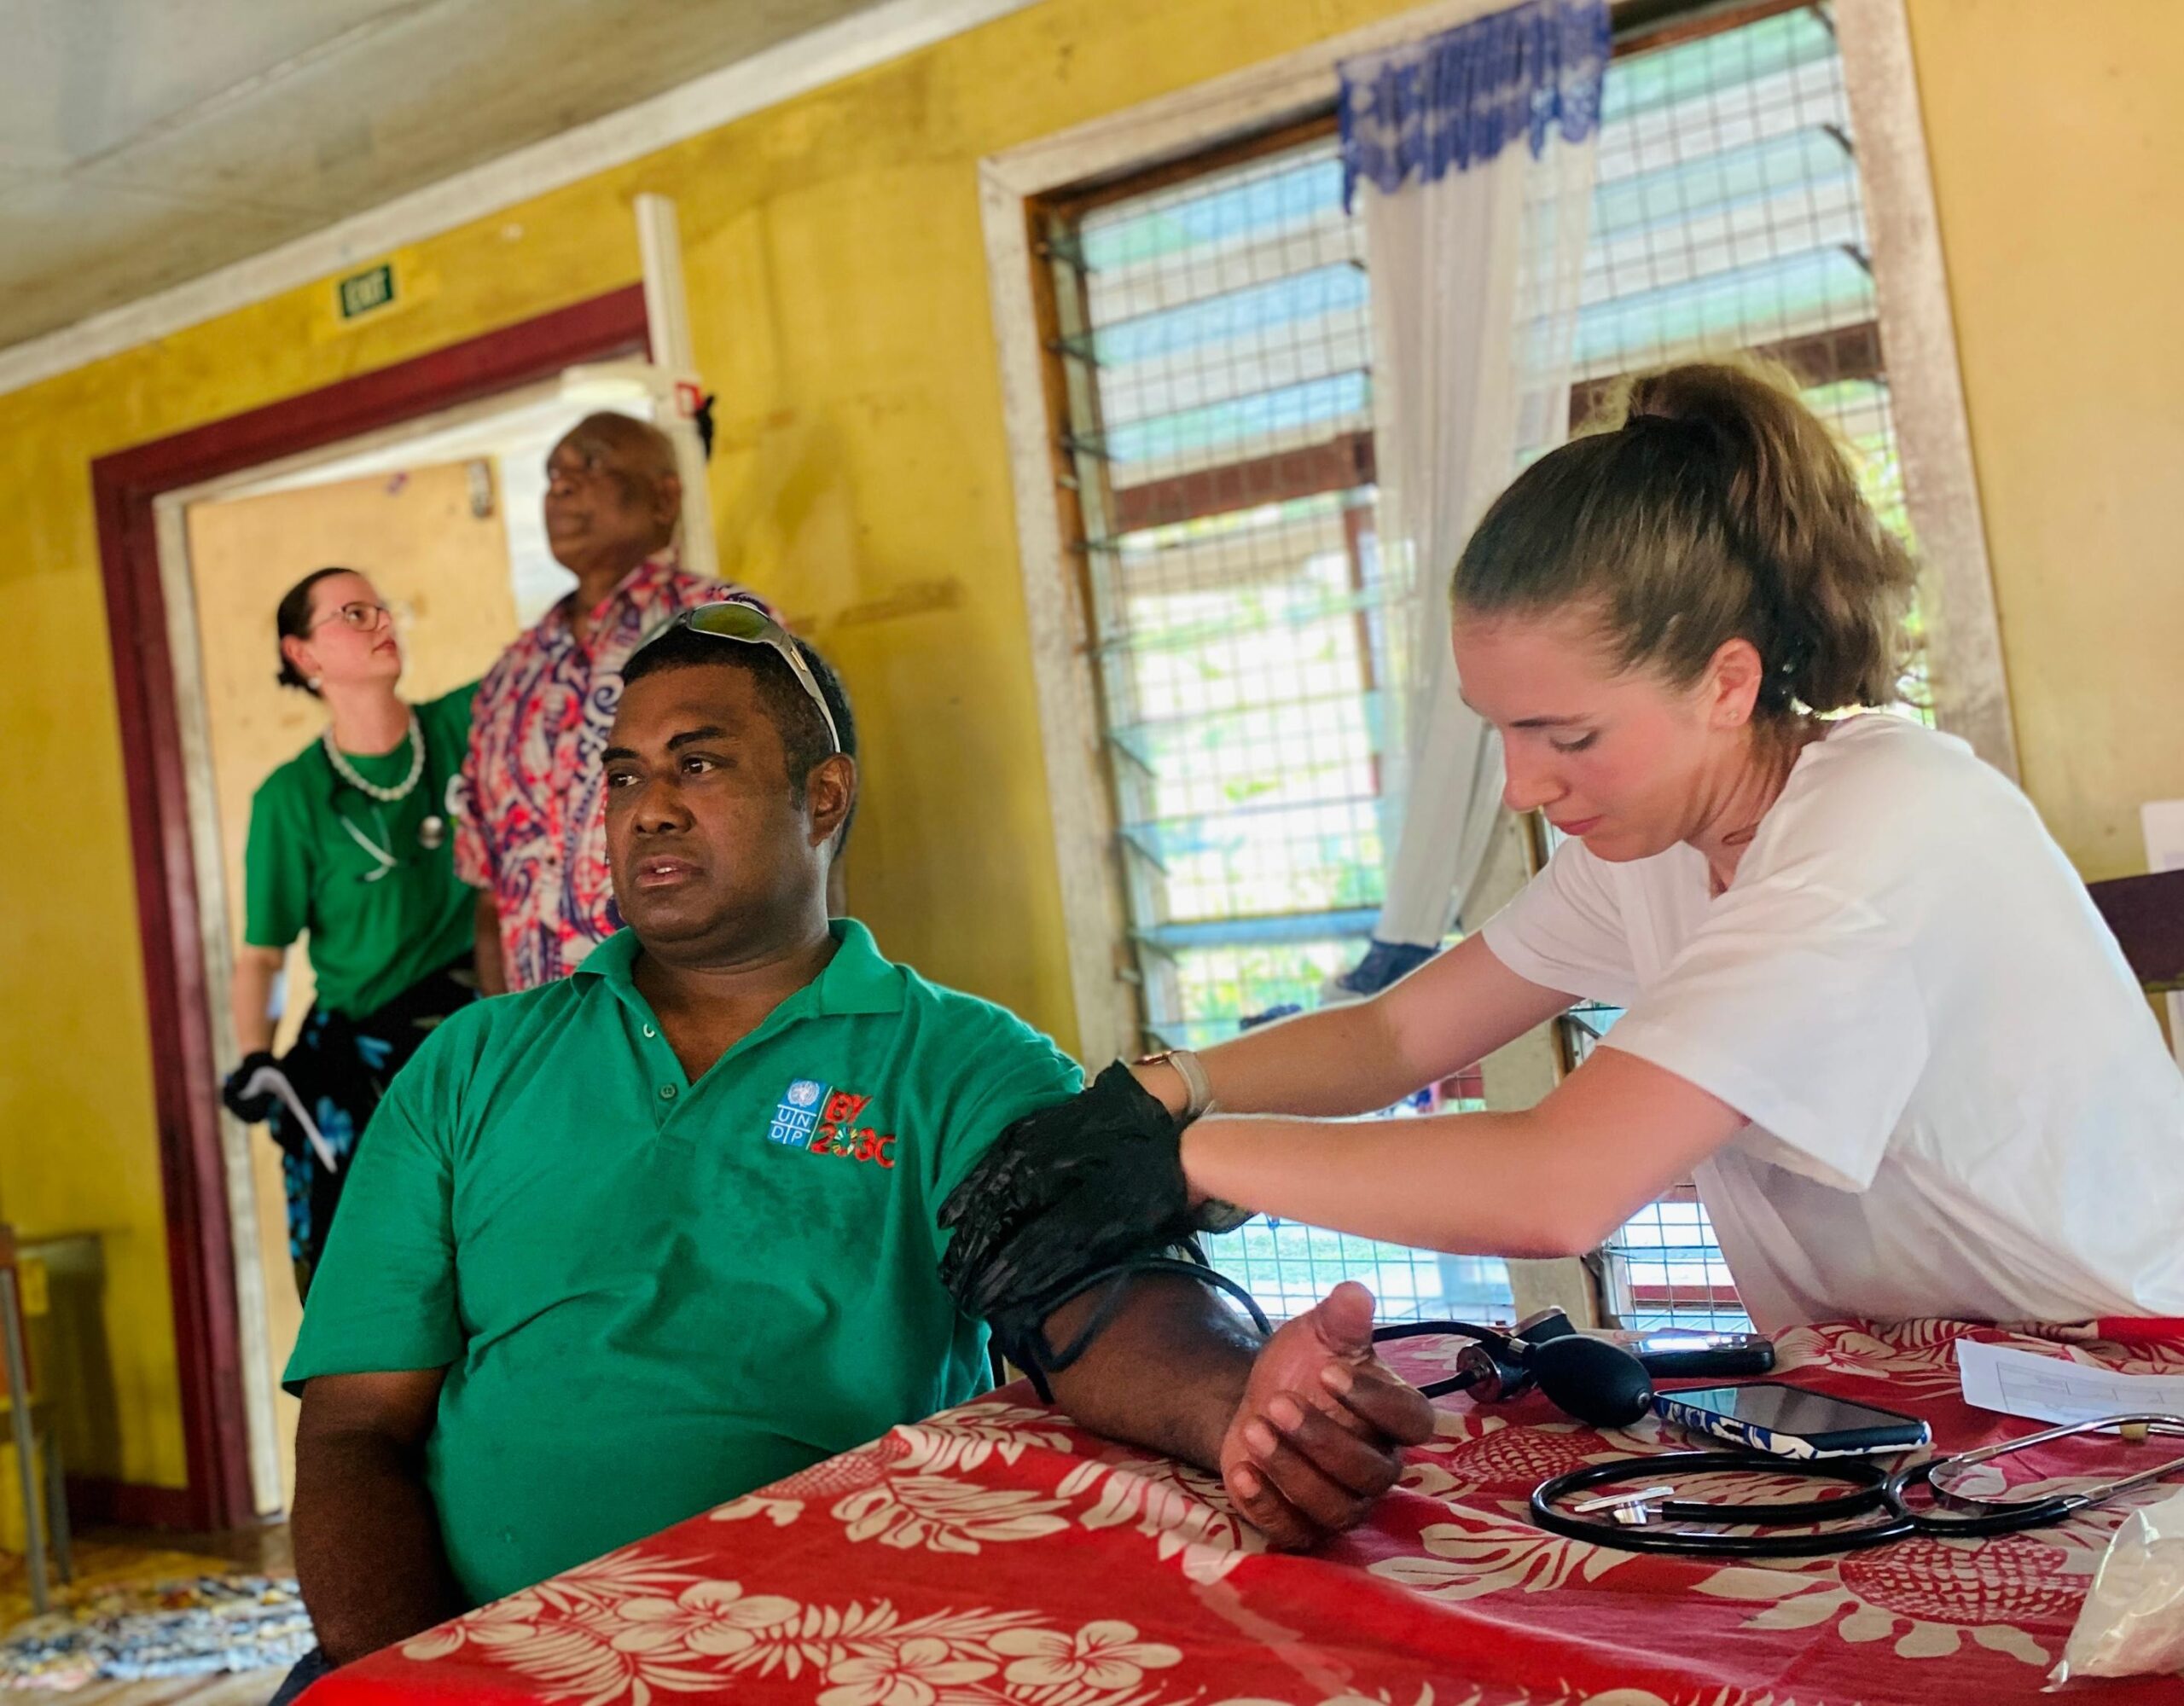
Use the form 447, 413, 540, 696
1453, 357, 1920, 716
274, 566, 357, 697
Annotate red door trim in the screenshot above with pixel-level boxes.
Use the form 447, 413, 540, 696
90, 284, 648, 1529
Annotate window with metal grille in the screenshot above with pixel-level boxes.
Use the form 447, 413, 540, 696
1034, 0, 1909, 1332
1037, 126, 1507, 1326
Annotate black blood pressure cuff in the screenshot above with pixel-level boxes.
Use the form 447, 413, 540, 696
939, 1061, 1271, 1399
938, 1063, 1199, 1320
983, 1241, 1272, 1402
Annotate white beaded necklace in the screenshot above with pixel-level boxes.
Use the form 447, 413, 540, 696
322, 710, 425, 803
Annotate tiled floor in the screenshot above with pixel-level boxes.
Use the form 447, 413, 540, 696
0, 1526, 298, 1706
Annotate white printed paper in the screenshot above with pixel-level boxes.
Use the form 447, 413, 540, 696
1957, 1338, 2184, 1426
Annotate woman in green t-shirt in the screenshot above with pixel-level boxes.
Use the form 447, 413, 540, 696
220, 566, 480, 1297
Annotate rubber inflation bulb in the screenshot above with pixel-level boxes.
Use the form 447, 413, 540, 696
1531, 1334, 1655, 1428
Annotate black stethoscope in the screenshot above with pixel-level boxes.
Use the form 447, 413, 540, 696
1529, 1414, 2184, 1557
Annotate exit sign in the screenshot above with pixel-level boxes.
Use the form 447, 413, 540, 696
337, 263, 397, 321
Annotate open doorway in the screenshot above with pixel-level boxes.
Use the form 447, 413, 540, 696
92, 287, 652, 1529
164, 375, 670, 1513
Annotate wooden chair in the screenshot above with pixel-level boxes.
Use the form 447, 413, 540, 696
0, 1226, 73, 1616
2085, 868, 2184, 992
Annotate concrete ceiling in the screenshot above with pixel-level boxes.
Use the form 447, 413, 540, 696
0, 0, 896, 352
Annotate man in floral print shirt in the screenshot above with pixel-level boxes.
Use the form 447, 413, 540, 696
452, 411, 768, 991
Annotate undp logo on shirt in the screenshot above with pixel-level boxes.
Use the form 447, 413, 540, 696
770, 1080, 827, 1146
767, 1076, 895, 1169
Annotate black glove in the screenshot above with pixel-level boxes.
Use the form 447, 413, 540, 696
221, 1051, 285, 1123
939, 1062, 1249, 1323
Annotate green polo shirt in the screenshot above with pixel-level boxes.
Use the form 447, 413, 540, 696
285, 920, 1081, 1606
243, 684, 476, 1018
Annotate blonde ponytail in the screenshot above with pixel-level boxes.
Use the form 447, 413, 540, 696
1452, 358, 1919, 716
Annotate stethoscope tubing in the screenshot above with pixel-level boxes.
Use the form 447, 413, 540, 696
1530, 1439, 2158, 1556
1391, 1313, 2184, 1557
1531, 1452, 1915, 1557
1879, 1456, 2082, 1537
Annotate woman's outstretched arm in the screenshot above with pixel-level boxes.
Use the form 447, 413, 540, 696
1136, 935, 1577, 1120
1180, 1043, 1747, 1258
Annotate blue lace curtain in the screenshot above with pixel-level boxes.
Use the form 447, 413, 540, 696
1339, 0, 1611, 208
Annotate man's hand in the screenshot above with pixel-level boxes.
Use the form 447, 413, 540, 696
1219, 1281, 1433, 1549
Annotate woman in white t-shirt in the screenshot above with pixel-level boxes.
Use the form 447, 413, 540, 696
946, 361, 2184, 1332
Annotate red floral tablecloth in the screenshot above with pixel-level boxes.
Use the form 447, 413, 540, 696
310, 1321, 2184, 1705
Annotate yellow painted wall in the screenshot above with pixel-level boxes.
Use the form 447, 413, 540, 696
0, 0, 1431, 1496
1905, 0, 2184, 880
6, 0, 2177, 1505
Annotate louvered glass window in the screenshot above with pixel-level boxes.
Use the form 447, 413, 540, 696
1042, 133, 1507, 1324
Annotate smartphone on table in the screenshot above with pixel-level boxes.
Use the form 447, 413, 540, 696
1657, 1381, 1931, 1458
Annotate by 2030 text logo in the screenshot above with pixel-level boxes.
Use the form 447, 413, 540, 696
770, 1082, 895, 1169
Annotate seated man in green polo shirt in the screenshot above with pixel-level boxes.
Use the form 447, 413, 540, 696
283, 606, 1432, 1674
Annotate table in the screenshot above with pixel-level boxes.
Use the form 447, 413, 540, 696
309, 1320, 2184, 1704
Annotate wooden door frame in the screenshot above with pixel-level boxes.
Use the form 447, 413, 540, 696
89, 285, 649, 1529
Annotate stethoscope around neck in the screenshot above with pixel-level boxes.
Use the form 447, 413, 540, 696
1527, 1414, 2184, 1557
324, 761, 449, 884
336, 809, 403, 881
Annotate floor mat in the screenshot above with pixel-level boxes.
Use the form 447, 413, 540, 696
0, 1577, 310, 1691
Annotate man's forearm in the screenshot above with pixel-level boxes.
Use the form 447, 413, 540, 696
1001, 1272, 1430, 1551
293, 1430, 468, 1664
1039, 1274, 1260, 1470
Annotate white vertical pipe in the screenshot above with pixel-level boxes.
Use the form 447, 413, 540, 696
634, 194, 720, 583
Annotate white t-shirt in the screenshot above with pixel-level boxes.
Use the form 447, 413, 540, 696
1481, 714, 2184, 1331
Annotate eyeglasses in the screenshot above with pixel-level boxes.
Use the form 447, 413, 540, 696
671, 600, 842, 756
311, 601, 393, 633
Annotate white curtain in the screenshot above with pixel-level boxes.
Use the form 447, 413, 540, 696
1339, 0, 1606, 982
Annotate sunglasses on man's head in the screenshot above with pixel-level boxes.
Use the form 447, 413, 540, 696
671, 601, 842, 756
